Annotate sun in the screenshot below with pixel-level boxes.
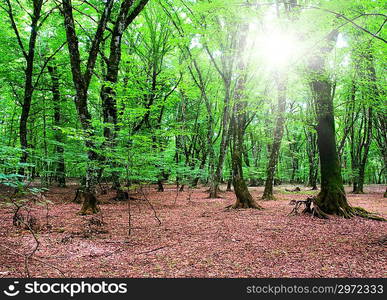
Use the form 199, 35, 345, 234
258, 30, 299, 69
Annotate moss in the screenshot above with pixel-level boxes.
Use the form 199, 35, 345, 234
352, 207, 386, 221
261, 192, 276, 201
232, 200, 263, 209
77, 192, 100, 215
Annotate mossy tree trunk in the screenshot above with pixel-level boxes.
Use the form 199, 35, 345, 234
308, 30, 354, 218
262, 74, 287, 200
4, 0, 44, 176
209, 85, 231, 198
305, 127, 318, 190
62, 0, 114, 214
48, 64, 66, 187
205, 31, 237, 198
231, 23, 262, 209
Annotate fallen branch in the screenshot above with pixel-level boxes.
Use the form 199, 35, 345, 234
0, 244, 65, 277
140, 186, 161, 226
137, 246, 167, 255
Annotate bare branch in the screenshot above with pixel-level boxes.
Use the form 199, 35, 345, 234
32, 42, 67, 91
4, 0, 28, 59
84, 0, 114, 89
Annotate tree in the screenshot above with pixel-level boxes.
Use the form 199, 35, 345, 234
100, 0, 149, 191
230, 23, 262, 209
61, 0, 114, 214
3, 0, 44, 175
306, 30, 353, 217
349, 47, 377, 194
48, 64, 66, 187
262, 73, 287, 200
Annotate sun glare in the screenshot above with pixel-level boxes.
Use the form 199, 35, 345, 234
260, 31, 298, 69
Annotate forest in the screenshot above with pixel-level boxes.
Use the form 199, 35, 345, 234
0, 0, 386, 279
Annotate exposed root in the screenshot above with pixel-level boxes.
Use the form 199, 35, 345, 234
261, 193, 276, 201
224, 204, 233, 210
351, 207, 386, 221
289, 197, 328, 219
112, 189, 129, 201
309, 204, 329, 219
294, 195, 386, 221
231, 201, 263, 210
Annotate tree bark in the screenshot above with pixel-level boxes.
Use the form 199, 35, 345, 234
48, 65, 66, 187
100, 0, 149, 190
62, 0, 113, 213
308, 30, 353, 218
305, 127, 318, 190
5, 0, 44, 175
209, 84, 231, 198
100, 0, 149, 191
262, 74, 287, 200
231, 24, 262, 209
205, 31, 237, 198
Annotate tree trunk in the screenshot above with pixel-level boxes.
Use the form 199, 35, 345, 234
231, 23, 262, 209
305, 128, 318, 190
209, 84, 231, 198
204, 31, 237, 199
308, 30, 353, 218
48, 65, 66, 187
62, 0, 113, 213
100, 0, 150, 191
262, 74, 287, 200
5, 0, 44, 175
249, 132, 261, 186
351, 51, 376, 194
78, 192, 100, 215
314, 86, 350, 217
188, 59, 216, 194
226, 166, 232, 191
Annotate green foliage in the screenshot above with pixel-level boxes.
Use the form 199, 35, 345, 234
0, 0, 385, 191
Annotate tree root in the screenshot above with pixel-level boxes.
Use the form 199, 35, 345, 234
351, 207, 386, 221
289, 197, 328, 219
295, 196, 386, 221
231, 201, 263, 209
261, 193, 276, 201
309, 205, 329, 219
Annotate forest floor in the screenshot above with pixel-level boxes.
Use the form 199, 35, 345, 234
0, 184, 386, 278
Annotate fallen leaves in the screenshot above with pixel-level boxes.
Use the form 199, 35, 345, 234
0, 184, 386, 278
